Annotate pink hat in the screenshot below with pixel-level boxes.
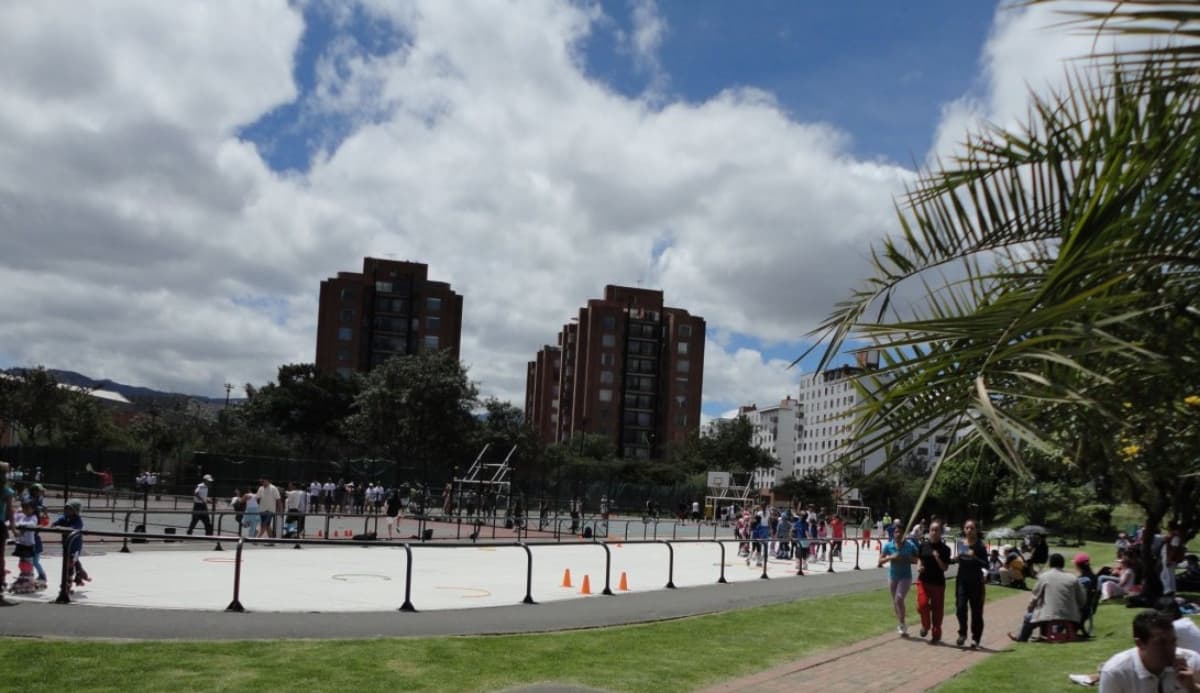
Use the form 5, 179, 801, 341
1073, 552, 1090, 566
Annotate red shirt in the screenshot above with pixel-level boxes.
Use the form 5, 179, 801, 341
831, 518, 845, 539
99, 471, 113, 487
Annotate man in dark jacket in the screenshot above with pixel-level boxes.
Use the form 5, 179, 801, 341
954, 519, 989, 648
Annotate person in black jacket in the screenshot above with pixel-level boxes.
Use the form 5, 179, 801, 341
954, 519, 989, 648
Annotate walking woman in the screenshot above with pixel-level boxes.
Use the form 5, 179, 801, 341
954, 519, 989, 648
879, 524, 919, 636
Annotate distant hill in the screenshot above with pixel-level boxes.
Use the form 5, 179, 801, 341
2, 368, 233, 406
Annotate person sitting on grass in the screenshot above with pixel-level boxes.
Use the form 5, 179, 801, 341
1067, 603, 1200, 689
1008, 553, 1087, 642
1000, 546, 1027, 588
1100, 556, 1143, 602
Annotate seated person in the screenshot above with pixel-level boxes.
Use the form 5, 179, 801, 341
999, 545, 1027, 588
1067, 605, 1200, 689
988, 548, 1004, 584
1177, 554, 1200, 592
1008, 553, 1088, 642
1099, 556, 1142, 602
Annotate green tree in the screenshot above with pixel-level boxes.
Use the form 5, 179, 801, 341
0, 367, 68, 444
773, 469, 835, 509
345, 350, 479, 485
695, 417, 777, 474
242, 363, 359, 460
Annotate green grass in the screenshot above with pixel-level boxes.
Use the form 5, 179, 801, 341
0, 581, 1004, 693
935, 597, 1200, 692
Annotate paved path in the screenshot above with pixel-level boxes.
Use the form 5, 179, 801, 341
696, 590, 1031, 693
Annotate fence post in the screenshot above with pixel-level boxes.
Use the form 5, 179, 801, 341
662, 540, 676, 589
599, 542, 613, 595
717, 541, 728, 584
54, 530, 78, 604
225, 538, 246, 612
827, 540, 834, 573
399, 543, 416, 612
520, 542, 536, 604
324, 513, 331, 541
854, 539, 861, 570
761, 539, 770, 580
120, 510, 133, 553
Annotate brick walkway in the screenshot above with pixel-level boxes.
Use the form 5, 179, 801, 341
696, 591, 1032, 693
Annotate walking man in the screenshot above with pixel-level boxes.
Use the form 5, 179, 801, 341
879, 523, 919, 636
917, 520, 952, 643
954, 518, 989, 649
186, 474, 213, 535
256, 477, 281, 538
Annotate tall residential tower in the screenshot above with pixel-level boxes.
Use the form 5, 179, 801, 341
525, 285, 705, 460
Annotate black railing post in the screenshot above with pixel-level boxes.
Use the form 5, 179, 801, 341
399, 543, 416, 612
662, 540, 676, 589
120, 510, 133, 553
54, 530, 79, 604
717, 541, 728, 583
600, 542, 613, 595
854, 539, 861, 570
827, 540, 835, 573
324, 513, 331, 541
761, 540, 770, 579
520, 542, 536, 604
225, 538, 246, 612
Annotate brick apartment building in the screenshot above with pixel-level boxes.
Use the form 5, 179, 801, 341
525, 285, 705, 460
315, 258, 463, 376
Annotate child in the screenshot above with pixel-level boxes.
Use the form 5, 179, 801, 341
51, 499, 90, 588
9, 500, 41, 593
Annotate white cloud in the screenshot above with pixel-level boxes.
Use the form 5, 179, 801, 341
0, 0, 1106, 418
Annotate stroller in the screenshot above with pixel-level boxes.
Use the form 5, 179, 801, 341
282, 512, 301, 539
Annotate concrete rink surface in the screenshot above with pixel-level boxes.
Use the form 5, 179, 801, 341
7, 539, 884, 612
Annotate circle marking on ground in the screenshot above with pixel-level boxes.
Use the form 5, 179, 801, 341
331, 573, 392, 582
435, 586, 492, 598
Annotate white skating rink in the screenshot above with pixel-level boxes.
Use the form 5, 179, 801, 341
8, 540, 885, 612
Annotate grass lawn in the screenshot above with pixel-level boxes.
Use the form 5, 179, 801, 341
935, 594, 1200, 692
0, 579, 1008, 693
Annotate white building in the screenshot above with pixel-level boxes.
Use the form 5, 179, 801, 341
796, 358, 886, 478
742, 398, 801, 490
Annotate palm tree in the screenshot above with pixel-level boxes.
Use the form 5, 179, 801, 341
800, 0, 1200, 574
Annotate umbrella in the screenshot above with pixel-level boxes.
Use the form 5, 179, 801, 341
986, 527, 1018, 540
1018, 524, 1048, 535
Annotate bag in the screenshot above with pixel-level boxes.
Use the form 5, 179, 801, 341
1168, 541, 1186, 564
132, 523, 148, 544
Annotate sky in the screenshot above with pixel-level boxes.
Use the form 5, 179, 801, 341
0, 0, 1125, 420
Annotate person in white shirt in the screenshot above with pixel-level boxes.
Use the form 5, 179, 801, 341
285, 482, 308, 537
186, 474, 213, 535
308, 481, 321, 514
321, 480, 335, 513
256, 477, 281, 538
1098, 610, 1199, 692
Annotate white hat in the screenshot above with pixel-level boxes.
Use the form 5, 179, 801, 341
202, 474, 214, 482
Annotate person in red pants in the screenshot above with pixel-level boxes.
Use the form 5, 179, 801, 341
916, 520, 952, 643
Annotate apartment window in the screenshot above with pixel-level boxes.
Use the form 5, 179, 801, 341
601, 315, 616, 331
598, 388, 613, 402
599, 370, 614, 384
426, 316, 441, 330
336, 349, 351, 361
336, 367, 353, 378
676, 360, 690, 373
679, 324, 692, 338
601, 334, 616, 347
339, 288, 356, 300
423, 335, 439, 350
600, 353, 615, 366
674, 413, 687, 426
337, 327, 353, 341
426, 296, 442, 312
677, 342, 688, 355
340, 309, 354, 323
375, 281, 393, 293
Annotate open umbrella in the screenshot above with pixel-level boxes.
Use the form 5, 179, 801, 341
986, 527, 1018, 540
1018, 524, 1048, 535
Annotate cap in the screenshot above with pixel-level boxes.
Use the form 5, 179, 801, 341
1074, 552, 1090, 566
66, 499, 82, 511
202, 474, 214, 482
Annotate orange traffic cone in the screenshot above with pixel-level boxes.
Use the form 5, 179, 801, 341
316, 529, 323, 538
618, 571, 629, 591
580, 574, 592, 595
345, 529, 352, 538
561, 568, 572, 588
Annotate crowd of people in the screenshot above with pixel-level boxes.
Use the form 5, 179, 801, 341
1, 461, 91, 597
